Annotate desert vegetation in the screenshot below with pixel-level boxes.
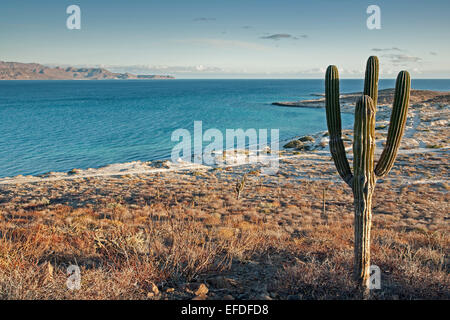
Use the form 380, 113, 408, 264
0, 147, 448, 299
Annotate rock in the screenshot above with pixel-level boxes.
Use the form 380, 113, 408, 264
426, 144, 444, 149
299, 135, 315, 142
237, 293, 248, 299
184, 282, 209, 296
67, 168, 80, 175
150, 282, 159, 295
207, 276, 238, 289
247, 169, 261, 176
152, 160, 171, 169
165, 287, 175, 293
283, 140, 304, 149
44, 262, 54, 283
258, 293, 272, 300
195, 283, 209, 296
262, 146, 272, 154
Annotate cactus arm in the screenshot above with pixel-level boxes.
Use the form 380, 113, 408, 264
352, 95, 376, 290
375, 71, 410, 177
325, 65, 353, 187
363, 56, 380, 108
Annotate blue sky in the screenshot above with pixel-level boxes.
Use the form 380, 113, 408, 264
1, 0, 449, 78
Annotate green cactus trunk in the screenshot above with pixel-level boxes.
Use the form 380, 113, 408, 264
324, 56, 410, 293
353, 95, 376, 289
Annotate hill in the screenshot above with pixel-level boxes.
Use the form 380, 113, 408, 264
0, 61, 174, 80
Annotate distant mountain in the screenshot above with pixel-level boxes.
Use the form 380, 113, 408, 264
0, 61, 174, 80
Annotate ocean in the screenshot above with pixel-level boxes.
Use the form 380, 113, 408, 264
0, 79, 448, 178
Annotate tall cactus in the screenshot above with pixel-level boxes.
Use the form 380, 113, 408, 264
325, 56, 410, 293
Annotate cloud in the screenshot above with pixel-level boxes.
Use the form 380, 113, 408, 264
382, 53, 422, 65
260, 33, 292, 40
430, 51, 438, 56
301, 67, 326, 74
107, 64, 225, 74
193, 17, 216, 22
175, 65, 223, 73
371, 47, 403, 52
260, 33, 307, 40
370, 48, 423, 66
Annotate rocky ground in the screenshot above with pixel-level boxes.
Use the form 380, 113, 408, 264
273, 88, 450, 111
278, 88, 449, 152
0, 90, 448, 300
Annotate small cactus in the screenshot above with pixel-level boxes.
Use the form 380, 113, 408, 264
325, 56, 410, 293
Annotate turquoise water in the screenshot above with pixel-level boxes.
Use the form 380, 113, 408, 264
0, 79, 448, 178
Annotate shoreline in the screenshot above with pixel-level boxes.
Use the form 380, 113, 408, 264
1, 88, 448, 185
1, 146, 448, 186
272, 88, 450, 110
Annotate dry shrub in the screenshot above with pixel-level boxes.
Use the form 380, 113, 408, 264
0, 202, 279, 299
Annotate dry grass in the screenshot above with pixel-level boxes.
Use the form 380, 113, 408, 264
0, 201, 280, 299
0, 154, 448, 300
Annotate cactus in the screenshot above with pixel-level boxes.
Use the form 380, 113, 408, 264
325, 56, 410, 293
325, 66, 353, 186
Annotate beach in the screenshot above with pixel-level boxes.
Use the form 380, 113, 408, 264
0, 89, 448, 299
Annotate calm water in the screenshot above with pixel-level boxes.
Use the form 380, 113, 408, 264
0, 79, 448, 178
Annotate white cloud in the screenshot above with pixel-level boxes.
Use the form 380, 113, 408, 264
259, 33, 308, 40
372, 47, 404, 52
382, 54, 422, 65
106, 64, 225, 74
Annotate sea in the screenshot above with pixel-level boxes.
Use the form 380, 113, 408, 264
0, 79, 448, 178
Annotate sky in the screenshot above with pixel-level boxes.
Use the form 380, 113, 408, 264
0, 0, 449, 78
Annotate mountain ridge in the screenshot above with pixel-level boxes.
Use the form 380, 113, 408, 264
0, 61, 174, 80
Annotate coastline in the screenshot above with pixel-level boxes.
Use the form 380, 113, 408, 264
1, 88, 448, 185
